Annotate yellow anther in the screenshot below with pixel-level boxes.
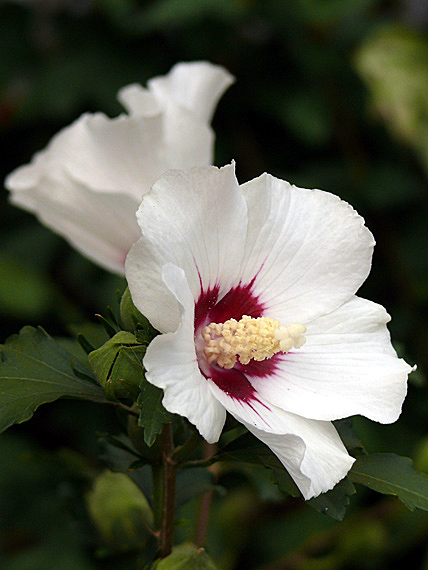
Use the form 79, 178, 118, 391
201, 315, 306, 369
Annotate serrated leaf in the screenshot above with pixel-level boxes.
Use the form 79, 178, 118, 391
269, 465, 301, 498
349, 453, 428, 511
333, 418, 365, 453
153, 542, 218, 570
0, 326, 106, 433
138, 380, 174, 447
308, 477, 356, 521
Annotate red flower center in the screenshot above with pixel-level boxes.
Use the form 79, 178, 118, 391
194, 281, 281, 402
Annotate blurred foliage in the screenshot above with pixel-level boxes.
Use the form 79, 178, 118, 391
2, 0, 428, 568
355, 23, 428, 176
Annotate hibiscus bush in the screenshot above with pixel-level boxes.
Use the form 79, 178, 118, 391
1, 1, 428, 570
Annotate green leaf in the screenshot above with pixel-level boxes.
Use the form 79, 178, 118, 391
218, 432, 300, 497
308, 477, 356, 521
98, 434, 143, 472
153, 543, 219, 570
138, 379, 174, 447
97, 433, 157, 509
333, 418, 365, 453
349, 453, 428, 511
0, 326, 106, 433
176, 468, 225, 508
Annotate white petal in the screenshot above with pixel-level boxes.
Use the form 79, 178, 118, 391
207, 381, 354, 499
120, 62, 234, 171
119, 88, 217, 173
239, 174, 375, 323
6, 112, 165, 202
147, 61, 234, 123
118, 85, 161, 116
10, 174, 141, 274
143, 263, 226, 443
250, 296, 413, 423
159, 107, 214, 175
245, 421, 354, 500
126, 164, 248, 332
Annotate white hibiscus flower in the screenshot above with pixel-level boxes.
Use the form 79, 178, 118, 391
125, 163, 413, 499
5, 62, 233, 274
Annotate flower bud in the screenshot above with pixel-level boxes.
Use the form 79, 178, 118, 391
86, 470, 153, 552
153, 543, 218, 570
88, 331, 146, 401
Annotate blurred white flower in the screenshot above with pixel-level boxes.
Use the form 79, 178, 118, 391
125, 163, 413, 499
5, 62, 234, 273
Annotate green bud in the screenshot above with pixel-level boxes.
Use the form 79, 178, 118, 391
153, 543, 219, 570
120, 287, 158, 342
86, 470, 153, 552
89, 331, 146, 401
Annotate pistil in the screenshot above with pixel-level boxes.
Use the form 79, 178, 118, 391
201, 315, 306, 369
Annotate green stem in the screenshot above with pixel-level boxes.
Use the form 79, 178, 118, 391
196, 489, 213, 548
180, 456, 218, 470
152, 464, 164, 531
157, 423, 177, 558
195, 443, 218, 547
